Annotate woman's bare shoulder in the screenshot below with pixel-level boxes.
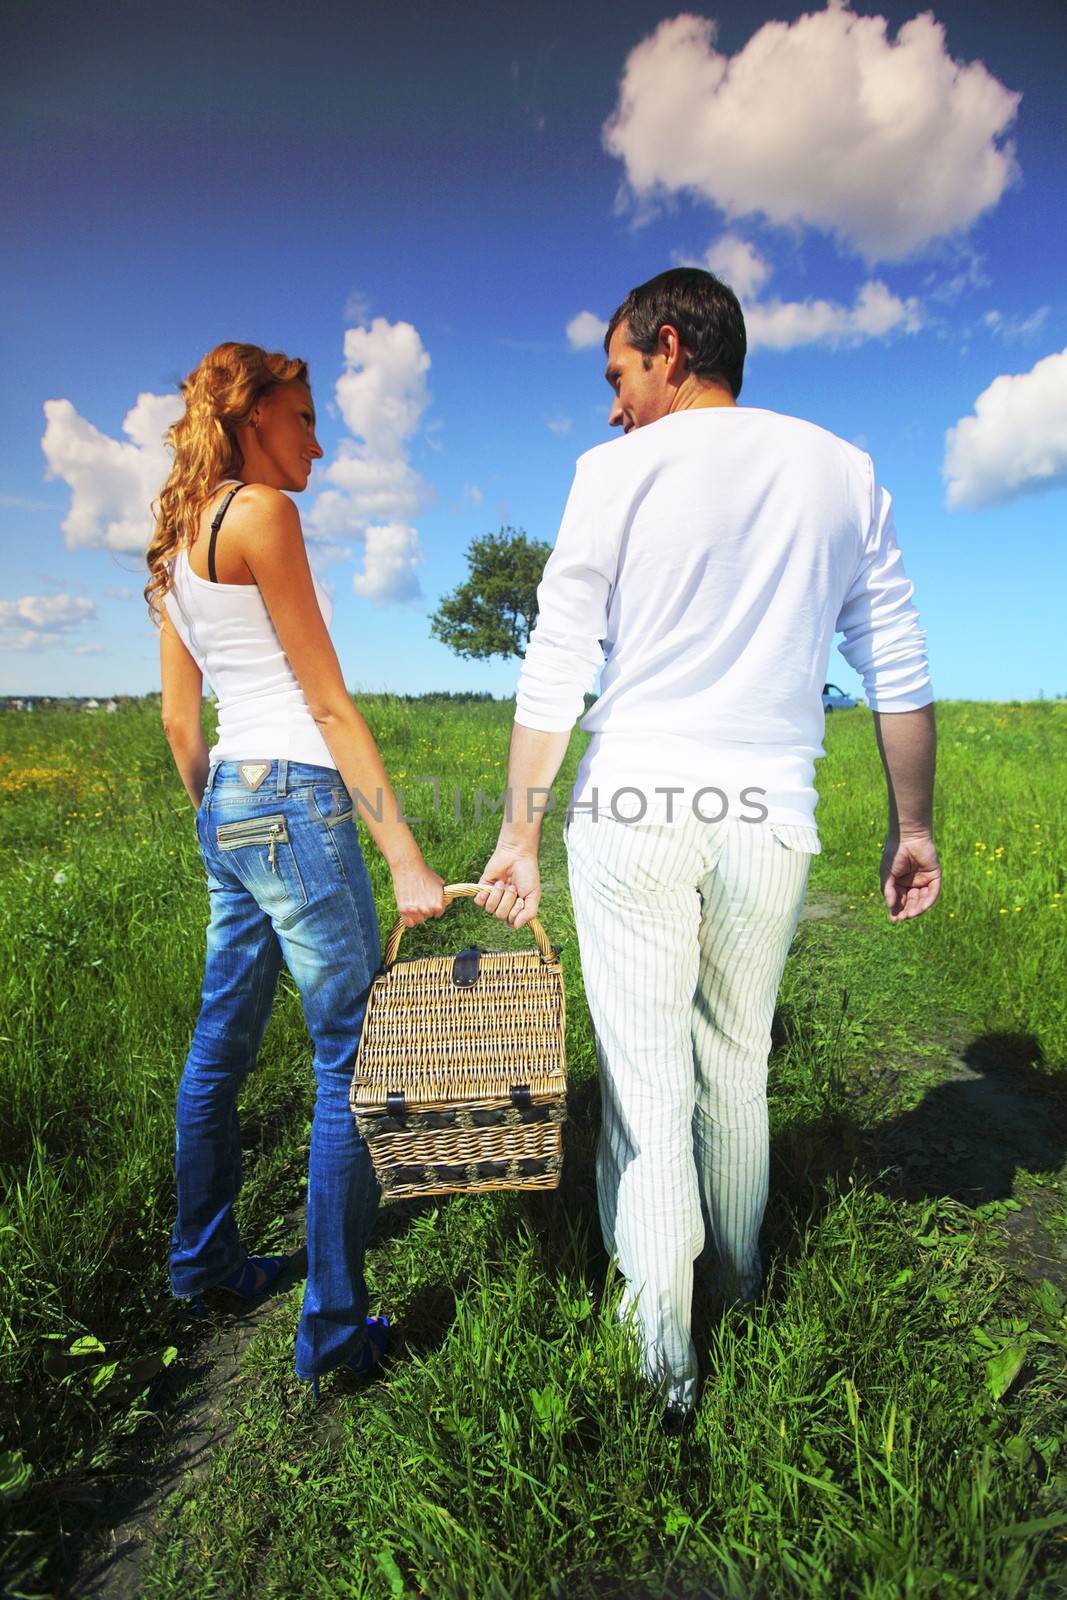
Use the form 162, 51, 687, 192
227, 488, 316, 593
226, 485, 304, 569
228, 482, 300, 527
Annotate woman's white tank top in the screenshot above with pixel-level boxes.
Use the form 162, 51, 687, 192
161, 481, 336, 768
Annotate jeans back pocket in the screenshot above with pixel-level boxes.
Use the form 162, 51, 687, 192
309, 784, 355, 827
214, 812, 309, 920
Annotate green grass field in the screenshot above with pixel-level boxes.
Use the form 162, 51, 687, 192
1, 696, 1065, 1598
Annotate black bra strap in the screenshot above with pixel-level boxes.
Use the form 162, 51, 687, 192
207, 485, 245, 583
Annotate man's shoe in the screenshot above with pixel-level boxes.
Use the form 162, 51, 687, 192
662, 1402, 696, 1438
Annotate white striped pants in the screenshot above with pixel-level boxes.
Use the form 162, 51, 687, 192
565, 810, 816, 1408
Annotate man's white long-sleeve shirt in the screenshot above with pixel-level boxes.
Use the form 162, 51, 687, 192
515, 406, 932, 833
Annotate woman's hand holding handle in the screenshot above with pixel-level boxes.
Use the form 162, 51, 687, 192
389, 851, 448, 929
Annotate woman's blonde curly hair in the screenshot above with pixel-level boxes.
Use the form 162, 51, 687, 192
144, 341, 309, 628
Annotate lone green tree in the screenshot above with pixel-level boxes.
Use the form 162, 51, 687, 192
430, 526, 552, 660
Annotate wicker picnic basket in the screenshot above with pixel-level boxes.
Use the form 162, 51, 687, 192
350, 883, 567, 1199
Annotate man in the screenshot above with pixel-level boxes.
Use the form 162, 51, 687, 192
476, 268, 940, 1433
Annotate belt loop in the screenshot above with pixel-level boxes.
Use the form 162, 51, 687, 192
205, 763, 218, 793
276, 758, 288, 796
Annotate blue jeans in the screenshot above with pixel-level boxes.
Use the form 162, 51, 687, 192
170, 758, 382, 1380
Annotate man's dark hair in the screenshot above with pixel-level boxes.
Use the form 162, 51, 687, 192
604, 267, 747, 399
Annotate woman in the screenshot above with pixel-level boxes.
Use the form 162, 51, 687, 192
145, 341, 445, 1392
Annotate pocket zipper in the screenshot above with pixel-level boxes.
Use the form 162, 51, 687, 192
216, 814, 288, 874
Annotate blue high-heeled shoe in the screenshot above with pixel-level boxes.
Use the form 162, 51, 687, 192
192, 1254, 288, 1317
308, 1315, 390, 1400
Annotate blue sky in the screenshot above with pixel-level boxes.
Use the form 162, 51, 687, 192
3, 0, 1065, 701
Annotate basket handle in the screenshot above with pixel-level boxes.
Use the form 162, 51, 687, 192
381, 882, 555, 969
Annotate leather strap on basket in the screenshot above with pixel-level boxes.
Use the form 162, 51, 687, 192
382, 882, 555, 969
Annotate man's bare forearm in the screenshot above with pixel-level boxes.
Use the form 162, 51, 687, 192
476, 722, 572, 926
497, 723, 573, 850
872, 704, 936, 835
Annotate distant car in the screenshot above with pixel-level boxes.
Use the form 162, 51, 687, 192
822, 682, 858, 713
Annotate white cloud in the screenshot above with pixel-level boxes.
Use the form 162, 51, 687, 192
41, 392, 181, 551
333, 319, 431, 458
343, 288, 372, 326
676, 235, 922, 352
308, 541, 353, 568
566, 311, 608, 351
604, 9, 1020, 262
0, 592, 95, 652
463, 484, 484, 505
700, 234, 771, 302
309, 459, 425, 533
943, 347, 1067, 510
747, 279, 922, 351
352, 523, 423, 606
546, 416, 573, 436
305, 316, 433, 604
983, 307, 1050, 342
924, 249, 990, 306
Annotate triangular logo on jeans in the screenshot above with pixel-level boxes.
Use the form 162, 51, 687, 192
238, 761, 271, 791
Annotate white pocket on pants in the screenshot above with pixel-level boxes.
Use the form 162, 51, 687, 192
769, 824, 822, 855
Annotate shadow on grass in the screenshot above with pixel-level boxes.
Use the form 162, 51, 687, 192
765, 1028, 1067, 1324
867, 1031, 1066, 1204
772, 1030, 1066, 1210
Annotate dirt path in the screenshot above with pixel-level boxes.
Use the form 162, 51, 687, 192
71, 1254, 304, 1600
